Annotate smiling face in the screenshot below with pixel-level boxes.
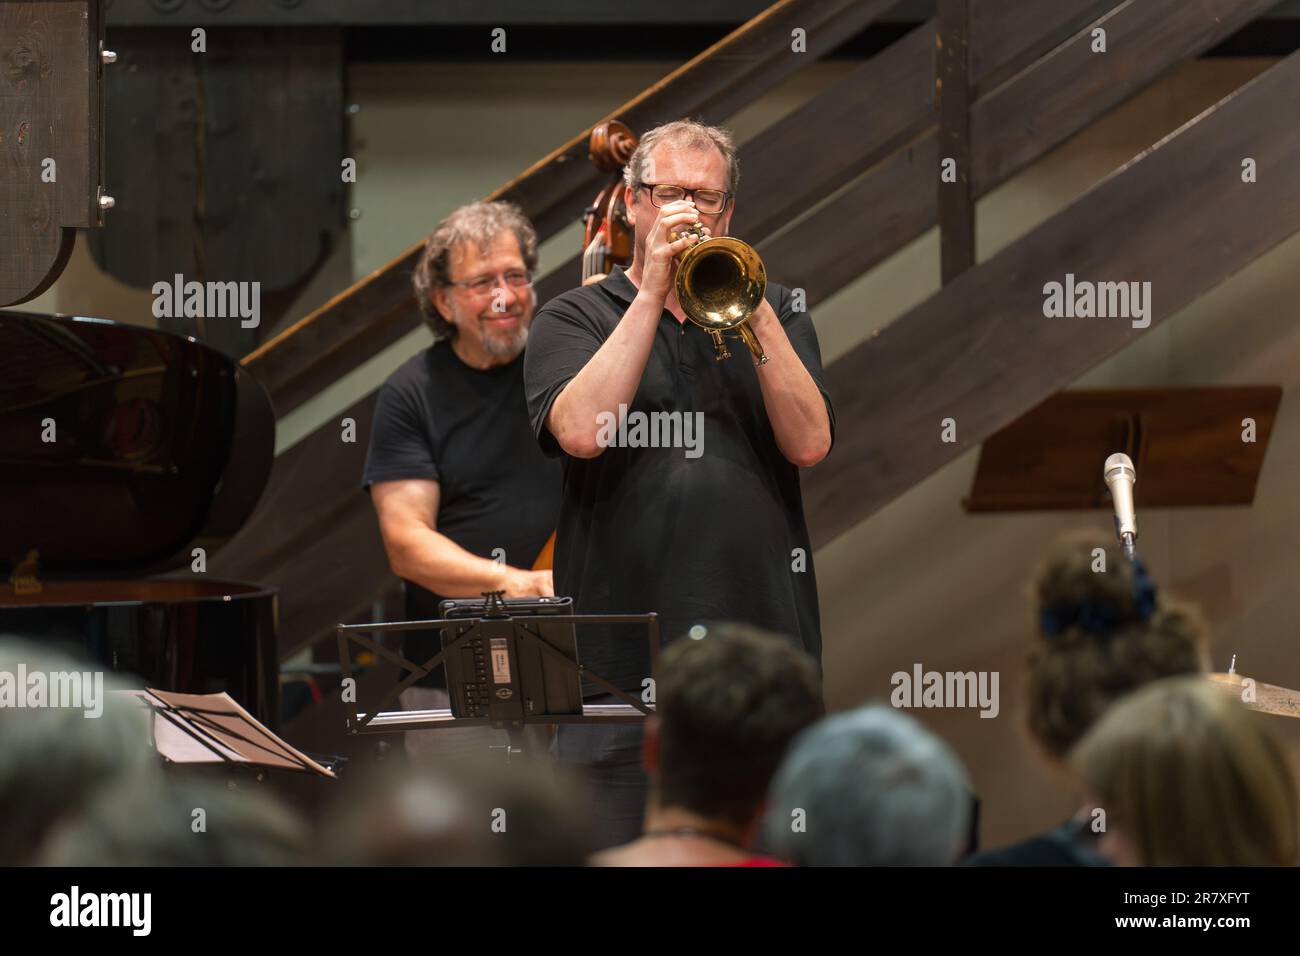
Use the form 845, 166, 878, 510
430, 231, 534, 368
624, 143, 735, 274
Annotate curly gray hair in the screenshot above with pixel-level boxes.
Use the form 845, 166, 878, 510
411, 201, 539, 341
622, 119, 740, 197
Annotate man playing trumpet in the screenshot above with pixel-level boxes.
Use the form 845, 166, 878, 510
524, 120, 834, 848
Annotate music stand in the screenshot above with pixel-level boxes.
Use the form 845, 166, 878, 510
122, 688, 337, 776
337, 591, 659, 756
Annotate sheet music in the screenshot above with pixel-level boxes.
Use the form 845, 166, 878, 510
118, 689, 336, 776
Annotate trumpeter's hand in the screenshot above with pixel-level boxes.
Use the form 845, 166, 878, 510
639, 200, 703, 302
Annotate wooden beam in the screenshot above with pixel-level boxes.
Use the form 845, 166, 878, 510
104, 0, 840, 28
0, 0, 103, 306
937, 0, 975, 283
699, 0, 1121, 273
969, 0, 1121, 97
802, 49, 1300, 546
242, 0, 898, 414
764, 0, 1280, 303
729, 23, 934, 243
969, 0, 1280, 192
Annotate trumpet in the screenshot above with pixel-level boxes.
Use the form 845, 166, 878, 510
671, 221, 769, 365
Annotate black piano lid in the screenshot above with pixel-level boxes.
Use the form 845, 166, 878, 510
0, 310, 276, 578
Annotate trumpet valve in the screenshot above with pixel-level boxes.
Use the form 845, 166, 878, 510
708, 329, 731, 361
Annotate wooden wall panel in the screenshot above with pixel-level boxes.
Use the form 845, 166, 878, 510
802, 51, 1300, 545
0, 0, 102, 305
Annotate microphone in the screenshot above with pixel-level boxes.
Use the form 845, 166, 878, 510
1104, 453, 1138, 561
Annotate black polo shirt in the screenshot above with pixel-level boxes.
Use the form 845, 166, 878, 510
523, 265, 834, 694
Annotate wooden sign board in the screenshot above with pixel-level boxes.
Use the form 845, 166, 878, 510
965, 387, 1282, 512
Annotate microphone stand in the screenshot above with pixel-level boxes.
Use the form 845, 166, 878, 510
1117, 528, 1137, 563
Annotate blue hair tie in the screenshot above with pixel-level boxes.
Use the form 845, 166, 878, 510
1130, 558, 1157, 621
1040, 557, 1157, 638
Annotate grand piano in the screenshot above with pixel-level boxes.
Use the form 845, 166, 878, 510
0, 310, 281, 728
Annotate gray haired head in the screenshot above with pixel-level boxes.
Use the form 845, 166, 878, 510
762, 704, 972, 866
622, 119, 740, 197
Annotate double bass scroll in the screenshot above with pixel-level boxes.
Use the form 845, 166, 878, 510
581, 121, 638, 285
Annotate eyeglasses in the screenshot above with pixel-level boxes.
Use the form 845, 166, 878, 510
640, 183, 732, 215
448, 270, 533, 297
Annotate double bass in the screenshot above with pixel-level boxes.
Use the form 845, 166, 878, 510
533, 120, 640, 571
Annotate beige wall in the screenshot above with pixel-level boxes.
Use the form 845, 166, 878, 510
35, 55, 1300, 849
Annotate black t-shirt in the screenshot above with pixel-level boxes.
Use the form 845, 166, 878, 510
523, 265, 835, 693
363, 343, 561, 688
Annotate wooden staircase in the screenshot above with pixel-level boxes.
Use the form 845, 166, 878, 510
207, 0, 1300, 692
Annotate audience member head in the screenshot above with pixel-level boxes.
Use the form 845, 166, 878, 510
646, 623, 823, 835
0, 639, 158, 865
759, 702, 977, 868
40, 774, 306, 866
763, 705, 972, 866
1071, 676, 1299, 866
1026, 529, 1208, 762
320, 755, 592, 866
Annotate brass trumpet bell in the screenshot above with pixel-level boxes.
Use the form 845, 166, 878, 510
673, 222, 769, 365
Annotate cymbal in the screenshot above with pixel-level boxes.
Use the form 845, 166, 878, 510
1208, 672, 1300, 719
